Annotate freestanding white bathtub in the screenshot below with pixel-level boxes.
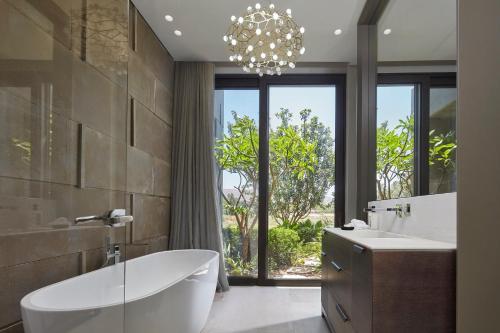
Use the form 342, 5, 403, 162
21, 250, 219, 333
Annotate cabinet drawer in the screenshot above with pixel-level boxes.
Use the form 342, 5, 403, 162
327, 292, 354, 333
331, 233, 352, 273
329, 265, 352, 316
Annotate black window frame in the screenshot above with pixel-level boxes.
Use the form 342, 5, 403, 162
215, 74, 346, 286
377, 72, 456, 198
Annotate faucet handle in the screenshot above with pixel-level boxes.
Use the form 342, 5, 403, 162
109, 215, 133, 226
107, 209, 126, 218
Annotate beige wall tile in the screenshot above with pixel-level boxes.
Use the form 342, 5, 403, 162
71, 0, 128, 87
154, 79, 173, 126
127, 146, 154, 194
83, 126, 126, 191
0, 90, 78, 185
83, 247, 105, 273
70, 187, 127, 220
131, 194, 170, 242
128, 51, 155, 111
5, 0, 74, 50
153, 158, 171, 197
135, 14, 173, 87
0, 178, 73, 232
72, 58, 128, 142
0, 253, 80, 328
134, 101, 171, 162
0, 2, 74, 116
149, 235, 168, 253
0, 227, 105, 269
124, 243, 149, 260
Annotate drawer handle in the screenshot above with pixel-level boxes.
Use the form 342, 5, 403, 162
330, 260, 343, 272
353, 244, 365, 254
321, 251, 326, 257
335, 303, 349, 322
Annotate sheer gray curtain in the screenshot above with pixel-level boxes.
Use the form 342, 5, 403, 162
169, 62, 229, 291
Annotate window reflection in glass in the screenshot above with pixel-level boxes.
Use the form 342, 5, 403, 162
376, 85, 416, 200
429, 87, 457, 194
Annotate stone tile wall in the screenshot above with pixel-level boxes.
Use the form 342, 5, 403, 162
0, 0, 174, 330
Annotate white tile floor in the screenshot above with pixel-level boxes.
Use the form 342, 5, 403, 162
202, 286, 330, 333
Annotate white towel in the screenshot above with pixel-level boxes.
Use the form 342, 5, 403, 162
344, 219, 369, 230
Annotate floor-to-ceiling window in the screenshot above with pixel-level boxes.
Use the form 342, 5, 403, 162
267, 86, 336, 280
376, 74, 456, 199
215, 75, 345, 285
214, 88, 260, 278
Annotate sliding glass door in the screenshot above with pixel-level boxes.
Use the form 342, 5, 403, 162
267, 85, 337, 280
214, 88, 260, 278
215, 75, 345, 285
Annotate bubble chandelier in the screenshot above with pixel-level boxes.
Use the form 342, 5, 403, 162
223, 3, 305, 76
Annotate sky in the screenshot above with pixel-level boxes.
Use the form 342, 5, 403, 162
377, 85, 414, 127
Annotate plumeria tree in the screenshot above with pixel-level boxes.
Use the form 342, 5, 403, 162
376, 114, 457, 199
215, 109, 335, 264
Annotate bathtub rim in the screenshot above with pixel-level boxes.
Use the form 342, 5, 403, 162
20, 249, 219, 313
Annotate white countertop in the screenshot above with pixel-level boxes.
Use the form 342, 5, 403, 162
324, 227, 456, 251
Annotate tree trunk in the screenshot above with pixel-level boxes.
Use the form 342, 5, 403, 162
241, 233, 251, 263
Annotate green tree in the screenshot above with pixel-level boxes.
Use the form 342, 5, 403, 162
215, 109, 335, 264
376, 115, 414, 199
429, 130, 457, 193
376, 114, 457, 199
270, 109, 335, 225
215, 111, 259, 263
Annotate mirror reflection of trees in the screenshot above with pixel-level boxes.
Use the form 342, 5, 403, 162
376, 114, 457, 200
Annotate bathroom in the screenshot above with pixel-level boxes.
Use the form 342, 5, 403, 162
0, 0, 498, 332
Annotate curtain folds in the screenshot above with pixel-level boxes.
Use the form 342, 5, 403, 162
169, 62, 229, 291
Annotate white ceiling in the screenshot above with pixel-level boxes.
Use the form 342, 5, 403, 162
378, 0, 457, 62
132, 0, 457, 64
131, 0, 366, 63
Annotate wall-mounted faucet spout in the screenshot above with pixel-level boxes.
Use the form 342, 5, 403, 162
75, 209, 133, 227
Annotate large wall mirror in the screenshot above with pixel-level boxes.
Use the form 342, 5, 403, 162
375, 0, 457, 200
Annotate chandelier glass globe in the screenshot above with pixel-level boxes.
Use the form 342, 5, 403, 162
223, 3, 305, 76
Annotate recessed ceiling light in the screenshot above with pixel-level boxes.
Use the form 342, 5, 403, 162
383, 28, 392, 35
164, 15, 173, 22
174, 30, 182, 36
334, 29, 342, 36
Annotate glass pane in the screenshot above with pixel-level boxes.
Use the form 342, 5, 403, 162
429, 87, 457, 194
214, 89, 259, 277
267, 86, 336, 279
0, 1, 128, 331
376, 85, 416, 199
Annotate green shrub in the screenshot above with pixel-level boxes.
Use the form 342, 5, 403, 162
281, 219, 324, 243
225, 256, 257, 276
297, 242, 322, 260
223, 224, 258, 275
268, 227, 301, 270
222, 224, 258, 260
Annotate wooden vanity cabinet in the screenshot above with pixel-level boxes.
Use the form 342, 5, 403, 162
321, 231, 456, 333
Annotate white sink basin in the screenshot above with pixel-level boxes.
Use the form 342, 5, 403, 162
350, 230, 407, 239
324, 227, 456, 250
